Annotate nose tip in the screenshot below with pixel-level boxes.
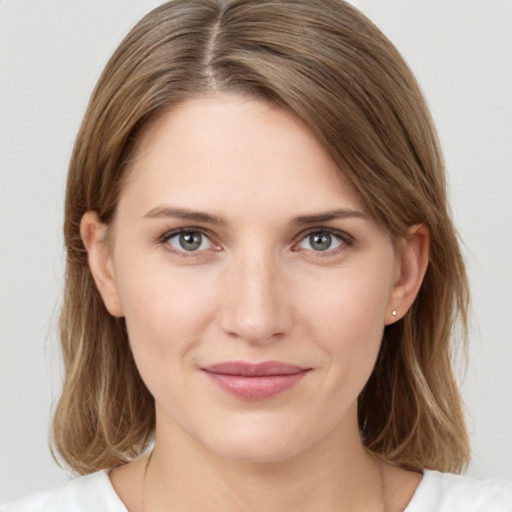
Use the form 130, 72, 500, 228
219, 256, 292, 344
225, 315, 284, 344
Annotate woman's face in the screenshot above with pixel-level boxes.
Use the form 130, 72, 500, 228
85, 94, 416, 463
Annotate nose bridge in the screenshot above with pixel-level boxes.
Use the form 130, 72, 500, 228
220, 244, 290, 343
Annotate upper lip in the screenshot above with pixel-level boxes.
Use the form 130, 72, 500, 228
202, 361, 310, 376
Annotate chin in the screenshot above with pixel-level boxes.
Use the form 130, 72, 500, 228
199, 415, 311, 464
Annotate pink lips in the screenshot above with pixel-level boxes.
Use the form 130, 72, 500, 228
202, 361, 310, 401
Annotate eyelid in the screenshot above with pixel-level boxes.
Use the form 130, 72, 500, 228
292, 227, 354, 253
158, 227, 221, 256
157, 226, 354, 257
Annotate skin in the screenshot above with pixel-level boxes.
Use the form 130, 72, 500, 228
82, 94, 428, 511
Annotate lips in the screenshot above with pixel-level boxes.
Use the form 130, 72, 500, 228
201, 361, 310, 401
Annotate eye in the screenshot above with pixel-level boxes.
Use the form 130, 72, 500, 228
295, 229, 350, 253
164, 230, 214, 252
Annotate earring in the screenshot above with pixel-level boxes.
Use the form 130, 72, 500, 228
392, 309, 397, 316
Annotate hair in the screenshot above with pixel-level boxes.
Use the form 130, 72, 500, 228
52, 0, 470, 474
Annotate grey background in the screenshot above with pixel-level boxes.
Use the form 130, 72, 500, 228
1, 0, 511, 502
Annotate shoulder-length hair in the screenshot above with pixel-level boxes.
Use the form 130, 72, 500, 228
53, 0, 470, 474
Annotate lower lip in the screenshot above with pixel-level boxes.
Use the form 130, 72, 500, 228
204, 371, 309, 401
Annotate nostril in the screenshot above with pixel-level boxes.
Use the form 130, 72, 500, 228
219, 306, 290, 344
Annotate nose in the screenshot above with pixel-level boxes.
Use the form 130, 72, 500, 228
219, 251, 293, 344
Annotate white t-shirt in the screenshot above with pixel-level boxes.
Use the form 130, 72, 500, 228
2, 469, 512, 511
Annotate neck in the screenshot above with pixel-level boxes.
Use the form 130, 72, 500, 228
144, 409, 386, 512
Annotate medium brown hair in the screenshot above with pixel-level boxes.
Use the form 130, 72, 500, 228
53, 0, 470, 474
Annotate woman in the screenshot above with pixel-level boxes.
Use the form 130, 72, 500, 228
3, 0, 511, 510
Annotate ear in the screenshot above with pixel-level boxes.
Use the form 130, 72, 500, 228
385, 224, 429, 325
80, 211, 124, 317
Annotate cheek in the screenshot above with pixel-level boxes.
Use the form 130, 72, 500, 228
113, 252, 220, 367
114, 261, 223, 421
300, 266, 392, 387
303, 266, 391, 336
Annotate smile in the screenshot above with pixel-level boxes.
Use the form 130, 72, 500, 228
201, 361, 311, 401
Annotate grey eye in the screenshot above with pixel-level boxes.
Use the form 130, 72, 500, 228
297, 231, 343, 252
309, 232, 332, 251
167, 231, 212, 252
179, 232, 202, 251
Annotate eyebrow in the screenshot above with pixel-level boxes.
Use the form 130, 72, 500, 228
291, 209, 368, 225
144, 205, 367, 226
144, 206, 227, 225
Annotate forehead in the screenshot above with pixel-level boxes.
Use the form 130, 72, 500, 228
119, 94, 366, 220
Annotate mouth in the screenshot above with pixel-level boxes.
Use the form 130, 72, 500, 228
201, 361, 311, 401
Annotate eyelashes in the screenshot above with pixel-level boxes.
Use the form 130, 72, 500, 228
292, 229, 353, 254
158, 227, 354, 258
164, 230, 214, 252
158, 228, 220, 258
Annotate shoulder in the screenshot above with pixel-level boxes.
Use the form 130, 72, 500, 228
1, 470, 127, 512
406, 470, 512, 512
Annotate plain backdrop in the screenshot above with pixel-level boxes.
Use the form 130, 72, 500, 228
1, 0, 511, 503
